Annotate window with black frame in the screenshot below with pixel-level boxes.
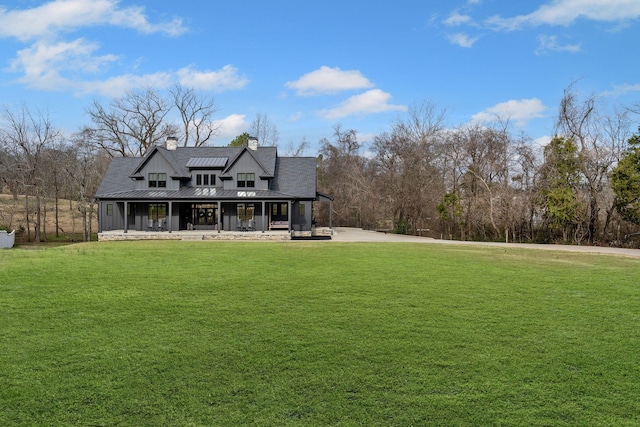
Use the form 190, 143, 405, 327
148, 173, 167, 188
148, 203, 167, 222
237, 173, 255, 188
237, 203, 255, 221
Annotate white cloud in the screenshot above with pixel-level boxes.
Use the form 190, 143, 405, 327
446, 32, 479, 48
472, 98, 546, 127
10, 38, 119, 91
286, 66, 374, 96
0, 0, 185, 42
533, 135, 552, 147
444, 11, 473, 26
600, 83, 640, 97
177, 65, 249, 91
75, 72, 173, 96
211, 114, 248, 143
318, 89, 407, 119
9, 42, 246, 96
0, 1, 206, 97
536, 34, 581, 54
288, 112, 303, 122
486, 0, 640, 31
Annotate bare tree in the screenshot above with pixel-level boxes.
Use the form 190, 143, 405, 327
556, 82, 626, 244
283, 138, 309, 157
67, 131, 110, 241
0, 105, 61, 242
170, 84, 219, 147
249, 113, 279, 146
372, 102, 447, 234
85, 87, 177, 157
318, 125, 370, 228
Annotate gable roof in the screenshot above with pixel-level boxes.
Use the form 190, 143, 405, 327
129, 145, 187, 179
95, 146, 316, 200
221, 146, 275, 178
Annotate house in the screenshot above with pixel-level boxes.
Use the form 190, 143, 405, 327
94, 137, 333, 235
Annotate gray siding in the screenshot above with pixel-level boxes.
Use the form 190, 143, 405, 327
135, 154, 180, 190
223, 152, 269, 191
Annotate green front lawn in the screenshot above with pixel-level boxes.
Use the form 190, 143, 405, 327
1, 242, 639, 426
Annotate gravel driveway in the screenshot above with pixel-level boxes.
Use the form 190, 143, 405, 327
330, 227, 640, 258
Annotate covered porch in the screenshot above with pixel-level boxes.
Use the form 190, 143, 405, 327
100, 197, 314, 234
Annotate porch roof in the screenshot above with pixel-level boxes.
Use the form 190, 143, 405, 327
95, 187, 304, 201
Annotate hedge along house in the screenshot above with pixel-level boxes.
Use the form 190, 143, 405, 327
95, 137, 333, 235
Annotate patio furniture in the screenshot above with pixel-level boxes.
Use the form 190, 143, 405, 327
158, 219, 165, 231
147, 219, 155, 231
247, 219, 255, 231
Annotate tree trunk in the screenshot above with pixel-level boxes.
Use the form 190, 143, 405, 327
55, 188, 60, 237
25, 192, 31, 242
35, 192, 41, 243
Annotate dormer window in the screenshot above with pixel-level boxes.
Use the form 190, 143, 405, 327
149, 173, 167, 188
237, 173, 255, 188
196, 173, 216, 186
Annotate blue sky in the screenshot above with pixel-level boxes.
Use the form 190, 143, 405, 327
1, 0, 639, 154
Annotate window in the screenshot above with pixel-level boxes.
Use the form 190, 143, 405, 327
106, 204, 113, 216
237, 173, 255, 188
149, 173, 167, 188
271, 203, 287, 220
148, 203, 167, 221
237, 203, 255, 221
196, 173, 216, 187
299, 203, 305, 217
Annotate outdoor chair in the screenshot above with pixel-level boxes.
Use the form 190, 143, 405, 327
147, 219, 155, 231
247, 219, 255, 231
236, 220, 243, 231
158, 219, 165, 231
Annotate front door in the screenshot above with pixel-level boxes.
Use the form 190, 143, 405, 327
192, 203, 218, 229
271, 202, 287, 222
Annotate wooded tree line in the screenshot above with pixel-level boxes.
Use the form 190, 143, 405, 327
316, 86, 640, 247
0, 106, 110, 242
2, 83, 640, 246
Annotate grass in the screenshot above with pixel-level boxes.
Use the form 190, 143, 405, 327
1, 241, 639, 426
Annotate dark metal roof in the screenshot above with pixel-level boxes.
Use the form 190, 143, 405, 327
185, 157, 228, 168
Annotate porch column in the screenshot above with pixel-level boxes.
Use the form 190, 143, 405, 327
98, 202, 102, 233
124, 201, 128, 233
288, 200, 292, 233
168, 202, 172, 233
261, 201, 265, 233
329, 200, 333, 229
217, 201, 221, 233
